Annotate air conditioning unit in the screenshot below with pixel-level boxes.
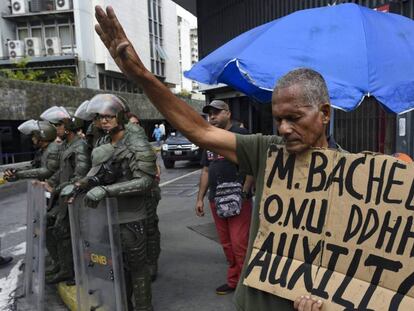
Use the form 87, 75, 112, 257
11, 0, 29, 14
8, 40, 25, 59
55, 0, 72, 10
24, 37, 42, 57
44, 37, 61, 56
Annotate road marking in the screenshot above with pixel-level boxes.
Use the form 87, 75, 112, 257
0, 226, 26, 238
159, 169, 200, 188
5, 242, 26, 256
187, 189, 199, 196
0, 259, 23, 311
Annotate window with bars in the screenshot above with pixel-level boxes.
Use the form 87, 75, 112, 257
148, 0, 166, 77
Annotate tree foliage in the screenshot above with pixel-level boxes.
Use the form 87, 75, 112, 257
0, 58, 76, 86
177, 89, 192, 98
47, 69, 76, 86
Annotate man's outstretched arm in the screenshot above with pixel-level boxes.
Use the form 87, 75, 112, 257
94, 6, 237, 163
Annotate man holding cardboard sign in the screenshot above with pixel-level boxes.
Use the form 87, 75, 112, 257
94, 6, 414, 311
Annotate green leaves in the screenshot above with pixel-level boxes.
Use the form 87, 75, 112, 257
0, 58, 76, 86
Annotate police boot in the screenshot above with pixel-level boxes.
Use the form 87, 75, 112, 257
46, 239, 73, 284
45, 227, 60, 275
146, 203, 160, 282
132, 275, 153, 311
146, 237, 160, 282
122, 221, 153, 310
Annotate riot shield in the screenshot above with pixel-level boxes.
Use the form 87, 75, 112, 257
23, 181, 47, 310
69, 194, 127, 311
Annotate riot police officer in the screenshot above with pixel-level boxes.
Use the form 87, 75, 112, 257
79, 100, 162, 283
3, 120, 60, 182
75, 100, 105, 148
78, 94, 159, 310
40, 106, 91, 284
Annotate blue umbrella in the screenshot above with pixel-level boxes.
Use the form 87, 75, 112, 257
185, 3, 414, 114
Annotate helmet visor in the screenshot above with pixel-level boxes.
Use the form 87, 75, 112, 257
75, 100, 94, 121
18, 119, 39, 135
87, 94, 125, 116
40, 106, 71, 124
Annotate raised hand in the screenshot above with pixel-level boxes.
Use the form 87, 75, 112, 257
94, 6, 148, 81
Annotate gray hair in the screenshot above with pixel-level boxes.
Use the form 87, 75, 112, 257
274, 68, 330, 107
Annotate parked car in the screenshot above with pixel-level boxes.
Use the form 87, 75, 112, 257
161, 132, 202, 168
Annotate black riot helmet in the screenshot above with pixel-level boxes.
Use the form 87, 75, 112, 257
40, 106, 83, 132
87, 94, 129, 133
18, 119, 57, 142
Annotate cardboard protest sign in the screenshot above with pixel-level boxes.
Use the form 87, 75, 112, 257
243, 146, 414, 310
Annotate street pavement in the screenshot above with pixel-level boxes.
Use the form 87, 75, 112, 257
0, 159, 237, 311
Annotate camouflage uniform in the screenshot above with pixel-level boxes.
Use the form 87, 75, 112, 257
82, 94, 159, 310
47, 135, 90, 283
146, 181, 161, 281
85, 122, 105, 148
6, 120, 61, 182
13, 142, 60, 181
41, 106, 91, 283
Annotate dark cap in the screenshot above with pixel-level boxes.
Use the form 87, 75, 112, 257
202, 100, 229, 114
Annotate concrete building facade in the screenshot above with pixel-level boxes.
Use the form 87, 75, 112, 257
0, 0, 181, 92
176, 4, 200, 96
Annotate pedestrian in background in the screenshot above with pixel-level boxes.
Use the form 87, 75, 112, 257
159, 122, 166, 140
152, 124, 162, 146
196, 100, 254, 295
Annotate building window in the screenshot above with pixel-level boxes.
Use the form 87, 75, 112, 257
99, 73, 142, 94
15, 17, 76, 55
58, 25, 71, 46
44, 26, 57, 38
31, 28, 43, 42
148, 0, 165, 77
17, 28, 29, 40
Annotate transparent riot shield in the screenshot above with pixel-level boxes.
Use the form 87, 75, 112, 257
69, 194, 127, 311
23, 181, 47, 310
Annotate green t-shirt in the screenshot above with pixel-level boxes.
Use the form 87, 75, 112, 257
234, 133, 293, 311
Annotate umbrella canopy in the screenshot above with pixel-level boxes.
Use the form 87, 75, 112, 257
185, 3, 414, 114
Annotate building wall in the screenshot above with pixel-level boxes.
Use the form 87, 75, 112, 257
176, 5, 197, 93
0, 2, 16, 59
0, 77, 204, 162
0, 0, 181, 89
99, 0, 152, 73
177, 16, 191, 92
0, 78, 204, 121
163, 0, 181, 86
73, 0, 95, 62
95, 0, 180, 87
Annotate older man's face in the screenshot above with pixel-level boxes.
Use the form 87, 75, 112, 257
272, 84, 329, 154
